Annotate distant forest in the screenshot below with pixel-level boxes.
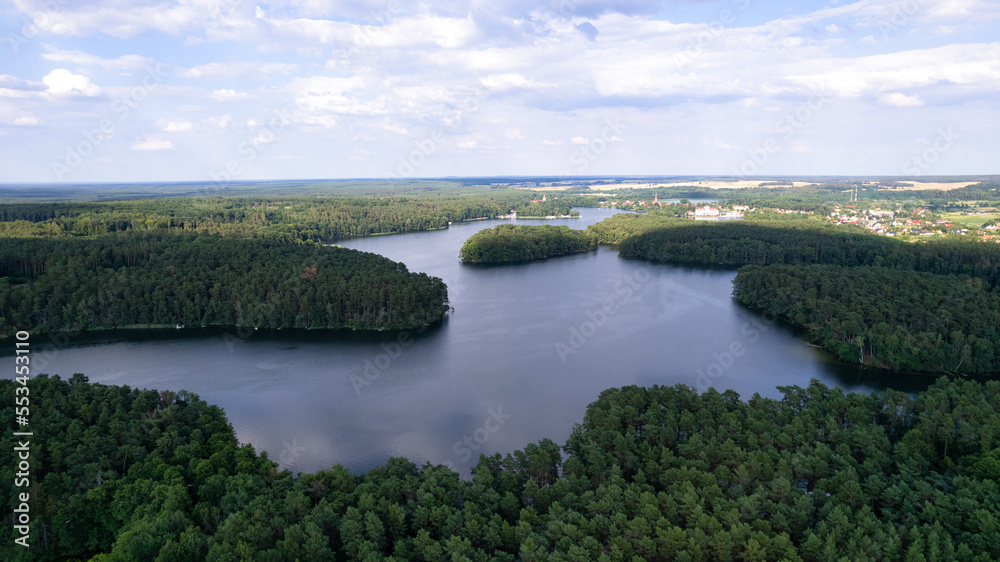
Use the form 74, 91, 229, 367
5, 374, 1000, 561
0, 194, 596, 243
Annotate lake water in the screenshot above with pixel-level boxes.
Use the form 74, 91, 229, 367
7, 208, 930, 475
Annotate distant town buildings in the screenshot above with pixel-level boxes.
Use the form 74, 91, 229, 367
686, 205, 744, 221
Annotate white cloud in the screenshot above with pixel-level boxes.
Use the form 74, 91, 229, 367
257, 10, 477, 49
41, 47, 153, 70
0, 75, 46, 100
0, 102, 40, 125
179, 61, 300, 79
11, 0, 246, 38
131, 139, 174, 151
204, 114, 233, 129
42, 69, 102, 97
787, 43, 1000, 101
156, 119, 195, 132
253, 131, 276, 145
879, 92, 925, 107
3, 0, 1000, 180
480, 72, 548, 92
289, 75, 383, 116
210, 89, 249, 101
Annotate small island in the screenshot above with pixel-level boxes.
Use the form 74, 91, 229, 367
459, 224, 597, 263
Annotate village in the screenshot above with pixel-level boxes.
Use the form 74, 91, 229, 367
597, 194, 1000, 241
825, 205, 1000, 241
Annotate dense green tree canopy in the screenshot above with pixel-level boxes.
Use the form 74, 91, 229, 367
459, 225, 597, 264
5, 375, 1000, 561
608, 220, 1000, 286
734, 264, 1000, 373
0, 234, 449, 335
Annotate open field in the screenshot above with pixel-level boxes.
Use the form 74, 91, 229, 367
942, 212, 1000, 228
593, 180, 819, 190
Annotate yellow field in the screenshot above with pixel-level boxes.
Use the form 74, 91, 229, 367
513, 186, 574, 191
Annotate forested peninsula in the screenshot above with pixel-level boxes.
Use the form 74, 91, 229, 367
0, 234, 449, 335
591, 216, 1000, 285
733, 264, 1000, 373
5, 374, 1000, 561
459, 224, 597, 263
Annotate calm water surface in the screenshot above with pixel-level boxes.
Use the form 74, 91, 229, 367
8, 209, 932, 475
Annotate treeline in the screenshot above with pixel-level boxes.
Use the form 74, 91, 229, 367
872, 181, 1000, 204
734, 265, 1000, 372
0, 194, 597, 243
459, 224, 597, 263
6, 375, 1000, 560
0, 234, 449, 335
610, 220, 1000, 287
510, 198, 588, 218
586, 213, 688, 245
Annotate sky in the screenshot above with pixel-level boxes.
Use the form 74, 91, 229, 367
0, 0, 998, 183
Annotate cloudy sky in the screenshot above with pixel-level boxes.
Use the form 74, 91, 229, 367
1, 0, 998, 183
